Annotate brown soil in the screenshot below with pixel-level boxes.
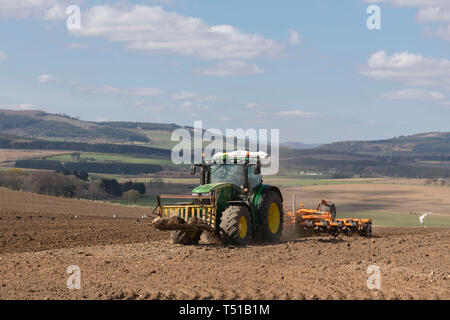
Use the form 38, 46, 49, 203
0, 149, 69, 164
0, 188, 448, 300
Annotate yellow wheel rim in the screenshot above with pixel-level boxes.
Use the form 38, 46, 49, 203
268, 203, 280, 234
238, 216, 248, 239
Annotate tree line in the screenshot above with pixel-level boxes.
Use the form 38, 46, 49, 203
0, 169, 148, 201
0, 134, 171, 157
15, 159, 163, 175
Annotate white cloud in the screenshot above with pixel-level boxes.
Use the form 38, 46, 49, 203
246, 102, 263, 109
6, 103, 39, 110
289, 30, 301, 45
360, 50, 450, 86
36, 74, 57, 83
178, 101, 210, 112
80, 85, 165, 97
36, 74, 169, 102
39, 77, 166, 97
70, 5, 283, 60
0, 50, 6, 60
195, 60, 264, 76
0, 0, 79, 20
362, 0, 450, 41
277, 110, 317, 117
170, 91, 217, 102
43, 3, 67, 21
180, 101, 193, 109
381, 89, 445, 101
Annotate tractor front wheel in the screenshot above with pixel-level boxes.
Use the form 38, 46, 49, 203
170, 231, 201, 245
220, 206, 252, 245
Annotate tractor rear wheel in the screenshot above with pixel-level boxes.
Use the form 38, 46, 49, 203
170, 230, 201, 245
220, 206, 252, 245
259, 191, 284, 242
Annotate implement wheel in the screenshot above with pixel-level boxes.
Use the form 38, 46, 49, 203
171, 231, 201, 245
343, 228, 353, 237
359, 223, 373, 237
220, 206, 252, 245
329, 228, 340, 237
259, 191, 284, 242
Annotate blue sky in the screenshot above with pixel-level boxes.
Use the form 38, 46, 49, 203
0, 0, 449, 143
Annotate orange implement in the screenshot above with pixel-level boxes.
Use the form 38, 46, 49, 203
285, 200, 372, 237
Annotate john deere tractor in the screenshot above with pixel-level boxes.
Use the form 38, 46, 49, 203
152, 151, 283, 245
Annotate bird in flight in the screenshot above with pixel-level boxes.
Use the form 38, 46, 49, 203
419, 212, 432, 224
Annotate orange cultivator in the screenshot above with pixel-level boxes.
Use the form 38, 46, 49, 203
285, 200, 372, 237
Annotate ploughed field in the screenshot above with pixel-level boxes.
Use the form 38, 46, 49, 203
0, 187, 448, 300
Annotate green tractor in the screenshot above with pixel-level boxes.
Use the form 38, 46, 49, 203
152, 151, 284, 245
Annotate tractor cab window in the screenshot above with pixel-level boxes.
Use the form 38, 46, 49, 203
210, 164, 245, 187
210, 164, 262, 190
248, 165, 262, 190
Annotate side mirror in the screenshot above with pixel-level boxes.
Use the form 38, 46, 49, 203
254, 163, 261, 175
190, 165, 196, 176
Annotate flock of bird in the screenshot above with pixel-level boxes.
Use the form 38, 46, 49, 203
70, 213, 432, 224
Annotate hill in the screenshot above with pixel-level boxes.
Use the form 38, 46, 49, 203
1, 109, 450, 178
280, 141, 321, 150
317, 132, 450, 157
0, 109, 192, 148
279, 132, 450, 178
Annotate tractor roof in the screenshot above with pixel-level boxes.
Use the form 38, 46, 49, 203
205, 150, 269, 164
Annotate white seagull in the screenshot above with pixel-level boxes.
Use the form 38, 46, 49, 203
419, 212, 432, 224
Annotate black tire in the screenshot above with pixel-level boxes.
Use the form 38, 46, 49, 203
220, 206, 252, 245
200, 231, 222, 244
259, 191, 284, 242
344, 227, 353, 236
359, 223, 373, 237
170, 230, 201, 245
329, 227, 339, 237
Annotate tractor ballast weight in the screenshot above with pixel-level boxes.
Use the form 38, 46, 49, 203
152, 151, 284, 245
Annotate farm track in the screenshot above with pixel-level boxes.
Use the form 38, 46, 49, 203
0, 188, 448, 300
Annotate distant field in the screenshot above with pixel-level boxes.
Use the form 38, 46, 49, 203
263, 177, 382, 187
343, 211, 450, 228
109, 197, 158, 208
140, 130, 174, 149
283, 183, 450, 220
0, 149, 68, 163
109, 197, 185, 208
45, 152, 173, 166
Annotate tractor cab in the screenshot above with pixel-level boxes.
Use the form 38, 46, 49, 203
190, 151, 265, 197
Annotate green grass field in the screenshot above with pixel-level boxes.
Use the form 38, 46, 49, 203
45, 152, 173, 166
344, 211, 450, 228
262, 177, 381, 187
109, 196, 190, 208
